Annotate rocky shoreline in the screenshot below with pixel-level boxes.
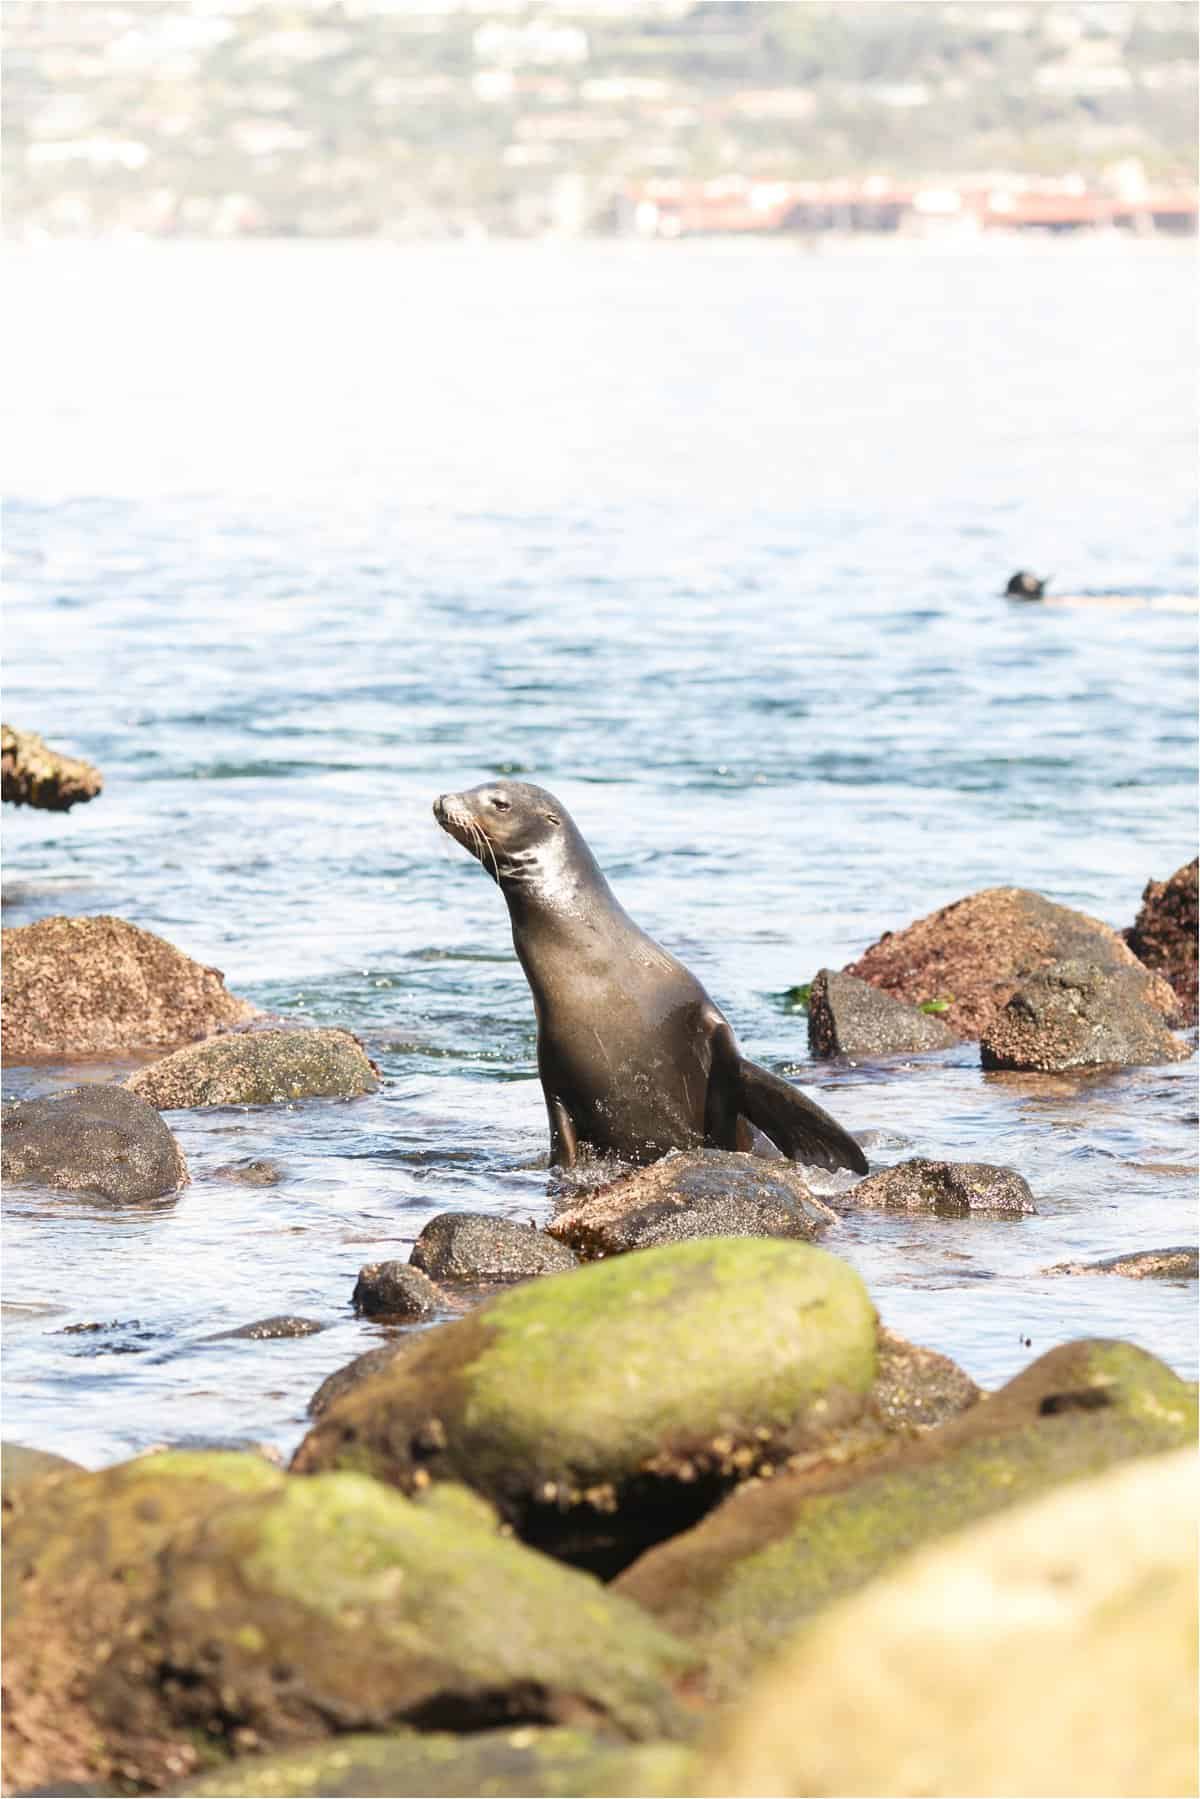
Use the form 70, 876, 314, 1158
2, 861, 1196, 1797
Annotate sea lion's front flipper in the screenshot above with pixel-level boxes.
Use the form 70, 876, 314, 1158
736, 1057, 869, 1175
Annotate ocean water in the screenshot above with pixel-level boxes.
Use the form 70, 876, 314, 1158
3, 237, 1196, 1466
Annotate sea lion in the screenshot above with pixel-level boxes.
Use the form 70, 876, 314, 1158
1003, 570, 1196, 611
434, 781, 868, 1175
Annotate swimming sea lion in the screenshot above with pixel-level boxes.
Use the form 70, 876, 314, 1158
1003, 570, 1196, 611
1004, 570, 1048, 600
434, 781, 868, 1175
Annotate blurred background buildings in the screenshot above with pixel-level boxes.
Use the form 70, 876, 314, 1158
4, 0, 1197, 240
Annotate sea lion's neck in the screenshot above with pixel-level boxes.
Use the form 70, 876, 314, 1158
501, 835, 638, 972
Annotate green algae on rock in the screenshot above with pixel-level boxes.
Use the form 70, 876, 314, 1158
614, 1338, 1197, 1701
3, 1451, 287, 1794
293, 1239, 879, 1569
126, 1026, 380, 1108
699, 1446, 1198, 1798
4, 1458, 693, 1796
174, 1725, 697, 1798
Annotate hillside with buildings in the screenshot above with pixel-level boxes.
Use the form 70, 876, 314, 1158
4, 0, 1197, 239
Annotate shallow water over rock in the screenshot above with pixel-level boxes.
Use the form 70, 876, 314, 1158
3, 238, 1196, 1465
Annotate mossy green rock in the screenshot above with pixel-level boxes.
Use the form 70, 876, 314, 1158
1, 1441, 86, 1510
126, 1027, 378, 1108
616, 1338, 1197, 1699
176, 1725, 697, 1797
700, 1447, 1198, 1797
4, 1451, 287, 1794
293, 1239, 878, 1563
4, 1458, 693, 1795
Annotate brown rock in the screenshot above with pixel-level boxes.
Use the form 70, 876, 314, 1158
2, 915, 255, 1064
846, 886, 1177, 1039
409, 1212, 577, 1282
841, 1158, 1035, 1216
980, 960, 1191, 1072
1041, 1247, 1198, 1280
1, 724, 102, 811
872, 1327, 981, 1432
353, 1261, 451, 1320
808, 968, 957, 1058
1, 1084, 189, 1202
548, 1150, 837, 1259
1125, 858, 1198, 1025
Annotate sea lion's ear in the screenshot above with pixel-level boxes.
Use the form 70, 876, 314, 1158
542, 811, 560, 825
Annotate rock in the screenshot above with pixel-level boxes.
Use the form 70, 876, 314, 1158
174, 1726, 697, 1798
872, 1328, 981, 1432
307, 1342, 410, 1418
980, 959, 1192, 1072
292, 1239, 879, 1572
201, 1316, 326, 1342
1042, 1247, 1199, 1280
353, 1261, 450, 1320
2, 1449, 286, 1793
3, 1452, 693, 1795
846, 886, 1178, 1040
2, 914, 255, 1064
699, 1446, 1198, 1798
807, 968, 958, 1057
126, 1027, 379, 1108
547, 1150, 837, 1259
1, 724, 103, 811
1125, 858, 1198, 1026
1, 1084, 189, 1202
840, 1157, 1035, 1216
212, 1158, 285, 1185
1, 1443, 85, 1512
614, 1339, 1196, 1701
409, 1212, 577, 1282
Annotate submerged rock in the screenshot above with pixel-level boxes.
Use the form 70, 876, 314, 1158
700, 1446, 1198, 1798
201, 1316, 326, 1343
2, 914, 255, 1064
1042, 1247, 1198, 1281
980, 959, 1192, 1072
614, 1338, 1196, 1701
1, 1084, 189, 1202
840, 1157, 1035, 1216
293, 1238, 879, 1571
1125, 857, 1198, 1026
1, 723, 103, 812
127, 1027, 379, 1108
409, 1212, 577, 1282
548, 1149, 837, 1259
3, 1452, 693, 1795
353, 1261, 451, 1319
212, 1158, 285, 1186
846, 886, 1177, 1040
807, 968, 957, 1058
175, 1726, 697, 1799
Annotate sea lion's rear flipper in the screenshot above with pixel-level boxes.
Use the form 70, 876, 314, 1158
736, 1057, 869, 1175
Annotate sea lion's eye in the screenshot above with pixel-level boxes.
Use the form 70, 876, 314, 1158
490, 796, 511, 811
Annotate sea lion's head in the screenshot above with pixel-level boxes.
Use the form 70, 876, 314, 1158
1004, 570, 1048, 599
434, 780, 578, 891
